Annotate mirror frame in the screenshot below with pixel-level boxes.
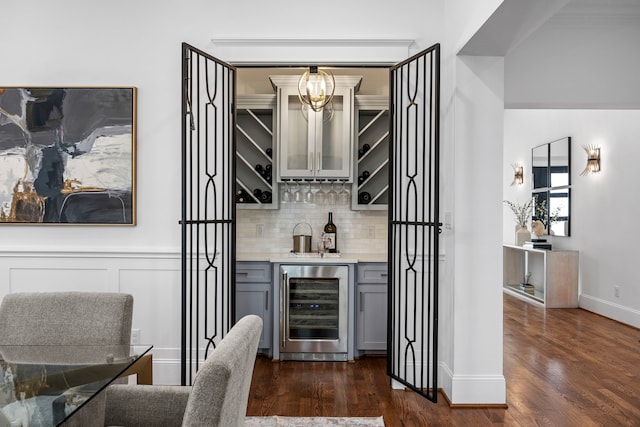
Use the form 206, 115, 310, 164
531, 137, 571, 237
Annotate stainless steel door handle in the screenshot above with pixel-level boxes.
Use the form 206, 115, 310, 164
281, 272, 288, 349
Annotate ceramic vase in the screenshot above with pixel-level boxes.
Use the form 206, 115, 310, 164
515, 226, 531, 246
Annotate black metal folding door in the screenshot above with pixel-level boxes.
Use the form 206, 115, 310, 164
388, 44, 441, 402
181, 43, 236, 386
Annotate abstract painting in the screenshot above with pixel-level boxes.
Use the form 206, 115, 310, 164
0, 87, 136, 224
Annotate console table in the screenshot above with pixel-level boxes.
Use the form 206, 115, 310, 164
503, 244, 579, 308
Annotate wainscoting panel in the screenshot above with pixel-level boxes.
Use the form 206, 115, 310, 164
0, 249, 183, 385
9, 267, 111, 293
119, 268, 182, 360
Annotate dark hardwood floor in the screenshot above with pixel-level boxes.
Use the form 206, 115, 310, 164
247, 294, 640, 426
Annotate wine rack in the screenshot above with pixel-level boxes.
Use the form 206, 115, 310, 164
236, 95, 278, 209
352, 95, 389, 211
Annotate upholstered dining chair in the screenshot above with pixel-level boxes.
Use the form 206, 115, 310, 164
0, 291, 133, 346
0, 291, 134, 426
103, 314, 263, 427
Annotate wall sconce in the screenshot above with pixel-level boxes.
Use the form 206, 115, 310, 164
580, 145, 601, 176
298, 66, 335, 112
511, 163, 524, 186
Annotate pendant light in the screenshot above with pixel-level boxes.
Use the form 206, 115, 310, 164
297, 66, 335, 112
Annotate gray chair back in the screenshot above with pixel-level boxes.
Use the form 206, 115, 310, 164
182, 314, 263, 427
0, 292, 133, 346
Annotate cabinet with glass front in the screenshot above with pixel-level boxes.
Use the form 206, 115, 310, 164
269, 75, 362, 181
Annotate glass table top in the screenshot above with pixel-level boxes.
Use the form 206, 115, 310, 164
0, 344, 152, 426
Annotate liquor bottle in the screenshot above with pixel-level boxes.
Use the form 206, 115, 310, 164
323, 212, 337, 253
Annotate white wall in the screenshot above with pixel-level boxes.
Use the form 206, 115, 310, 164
448, 55, 506, 404
440, 0, 507, 404
1, 0, 514, 403
503, 109, 640, 327
0, 0, 454, 387
501, 2, 640, 328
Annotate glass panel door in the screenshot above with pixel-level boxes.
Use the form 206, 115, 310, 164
319, 95, 344, 172
284, 94, 312, 174
316, 89, 352, 178
288, 277, 339, 340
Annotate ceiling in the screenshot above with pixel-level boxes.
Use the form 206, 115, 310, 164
459, 0, 640, 56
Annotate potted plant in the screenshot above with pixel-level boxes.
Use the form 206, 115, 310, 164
504, 198, 534, 245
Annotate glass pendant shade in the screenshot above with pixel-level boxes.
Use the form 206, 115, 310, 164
298, 66, 335, 112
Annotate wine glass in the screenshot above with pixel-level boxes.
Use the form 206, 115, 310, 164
281, 180, 291, 203
293, 179, 303, 203
327, 180, 337, 205
338, 179, 350, 205
303, 180, 315, 204
315, 180, 327, 205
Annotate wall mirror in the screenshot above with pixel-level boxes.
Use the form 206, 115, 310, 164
531, 137, 571, 237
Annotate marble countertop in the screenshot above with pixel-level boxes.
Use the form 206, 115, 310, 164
237, 252, 387, 263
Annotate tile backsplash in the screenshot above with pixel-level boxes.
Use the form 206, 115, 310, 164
237, 203, 387, 256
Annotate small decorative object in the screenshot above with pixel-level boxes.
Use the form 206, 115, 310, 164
580, 144, 601, 176
519, 271, 535, 294
531, 220, 546, 238
504, 199, 534, 245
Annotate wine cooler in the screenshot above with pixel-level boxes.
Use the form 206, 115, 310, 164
279, 264, 349, 361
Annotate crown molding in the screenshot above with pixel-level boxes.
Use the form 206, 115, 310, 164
208, 38, 416, 66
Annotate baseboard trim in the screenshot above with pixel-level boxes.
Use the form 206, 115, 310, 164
439, 362, 506, 405
580, 294, 640, 329
439, 389, 508, 409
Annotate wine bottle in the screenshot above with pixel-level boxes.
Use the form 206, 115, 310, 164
260, 191, 272, 203
255, 164, 263, 174
323, 212, 337, 253
359, 192, 371, 204
266, 148, 272, 158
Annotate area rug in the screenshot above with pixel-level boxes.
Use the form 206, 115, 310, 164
245, 416, 385, 427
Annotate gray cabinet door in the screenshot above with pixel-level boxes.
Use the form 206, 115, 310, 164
236, 262, 272, 351
357, 283, 388, 350
236, 282, 271, 350
356, 263, 388, 351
